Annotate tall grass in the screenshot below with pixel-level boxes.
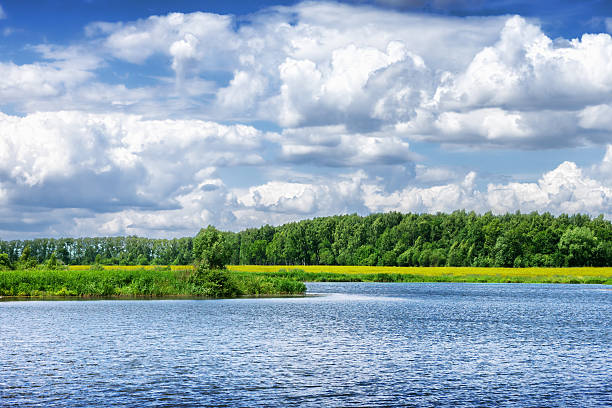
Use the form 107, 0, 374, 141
0, 267, 306, 298
0, 268, 188, 297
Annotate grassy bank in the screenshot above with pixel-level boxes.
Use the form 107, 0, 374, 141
227, 265, 612, 284
0, 267, 306, 298
11, 265, 608, 299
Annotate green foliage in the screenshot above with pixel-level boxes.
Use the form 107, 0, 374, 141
0, 266, 306, 298
192, 225, 231, 269
381, 250, 397, 266
355, 244, 378, 266
136, 254, 149, 265
0, 268, 184, 297
558, 226, 596, 266
45, 252, 64, 270
318, 247, 335, 265
593, 240, 612, 267
1, 211, 611, 268
0, 236, 195, 266
17, 246, 37, 269
187, 264, 240, 298
0, 253, 12, 270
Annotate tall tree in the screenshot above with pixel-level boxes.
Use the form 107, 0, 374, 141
193, 226, 232, 269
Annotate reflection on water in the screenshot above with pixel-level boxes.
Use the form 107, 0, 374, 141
1, 282, 610, 407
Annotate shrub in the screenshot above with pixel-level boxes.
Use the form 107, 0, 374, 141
188, 264, 240, 298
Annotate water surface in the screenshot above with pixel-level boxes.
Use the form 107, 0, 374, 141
1, 283, 610, 407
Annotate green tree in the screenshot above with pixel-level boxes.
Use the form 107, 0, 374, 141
46, 252, 64, 270
558, 226, 596, 267
193, 226, 231, 269
355, 244, 378, 266
493, 230, 523, 267
136, 254, 149, 265
381, 250, 397, 266
17, 245, 37, 269
0, 253, 12, 270
593, 240, 612, 266
318, 247, 335, 265
249, 240, 268, 265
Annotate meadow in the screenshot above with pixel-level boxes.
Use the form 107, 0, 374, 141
68, 264, 612, 284
227, 265, 612, 284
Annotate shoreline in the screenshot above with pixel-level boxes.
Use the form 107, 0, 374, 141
0, 293, 316, 301
1, 280, 610, 302
2, 266, 610, 300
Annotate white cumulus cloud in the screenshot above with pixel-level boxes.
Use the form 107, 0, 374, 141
3, 4, 612, 238
436, 16, 612, 111
278, 125, 416, 167
362, 158, 612, 217
0, 61, 93, 101
0, 111, 264, 214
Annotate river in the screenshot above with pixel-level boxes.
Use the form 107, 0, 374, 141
1, 282, 610, 407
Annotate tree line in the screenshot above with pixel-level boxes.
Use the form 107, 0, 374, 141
1, 211, 611, 268
0, 236, 194, 267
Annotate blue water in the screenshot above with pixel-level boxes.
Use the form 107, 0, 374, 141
1, 283, 611, 407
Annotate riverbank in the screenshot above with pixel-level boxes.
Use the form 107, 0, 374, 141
3, 265, 608, 299
0, 267, 306, 298
228, 265, 612, 284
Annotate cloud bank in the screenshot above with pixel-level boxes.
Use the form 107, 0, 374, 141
1, 2, 612, 238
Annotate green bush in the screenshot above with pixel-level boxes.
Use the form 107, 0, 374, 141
187, 265, 240, 298
0, 253, 12, 270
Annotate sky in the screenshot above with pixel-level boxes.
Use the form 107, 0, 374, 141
0, 0, 612, 239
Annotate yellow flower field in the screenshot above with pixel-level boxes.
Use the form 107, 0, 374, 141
227, 265, 612, 281
65, 264, 612, 283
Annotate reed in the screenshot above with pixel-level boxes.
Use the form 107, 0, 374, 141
0, 267, 305, 298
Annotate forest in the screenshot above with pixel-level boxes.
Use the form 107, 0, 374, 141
1, 211, 611, 268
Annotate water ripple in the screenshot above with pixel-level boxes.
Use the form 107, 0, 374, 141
1, 283, 610, 407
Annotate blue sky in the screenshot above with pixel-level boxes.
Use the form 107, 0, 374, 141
0, 0, 612, 238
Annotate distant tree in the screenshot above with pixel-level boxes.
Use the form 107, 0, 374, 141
593, 240, 612, 267
193, 226, 231, 269
17, 245, 37, 269
136, 254, 149, 265
318, 247, 335, 265
397, 248, 416, 267
249, 240, 268, 265
381, 250, 397, 266
46, 252, 64, 270
558, 226, 596, 267
2, 211, 611, 269
0, 253, 12, 270
493, 231, 523, 267
355, 245, 378, 266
